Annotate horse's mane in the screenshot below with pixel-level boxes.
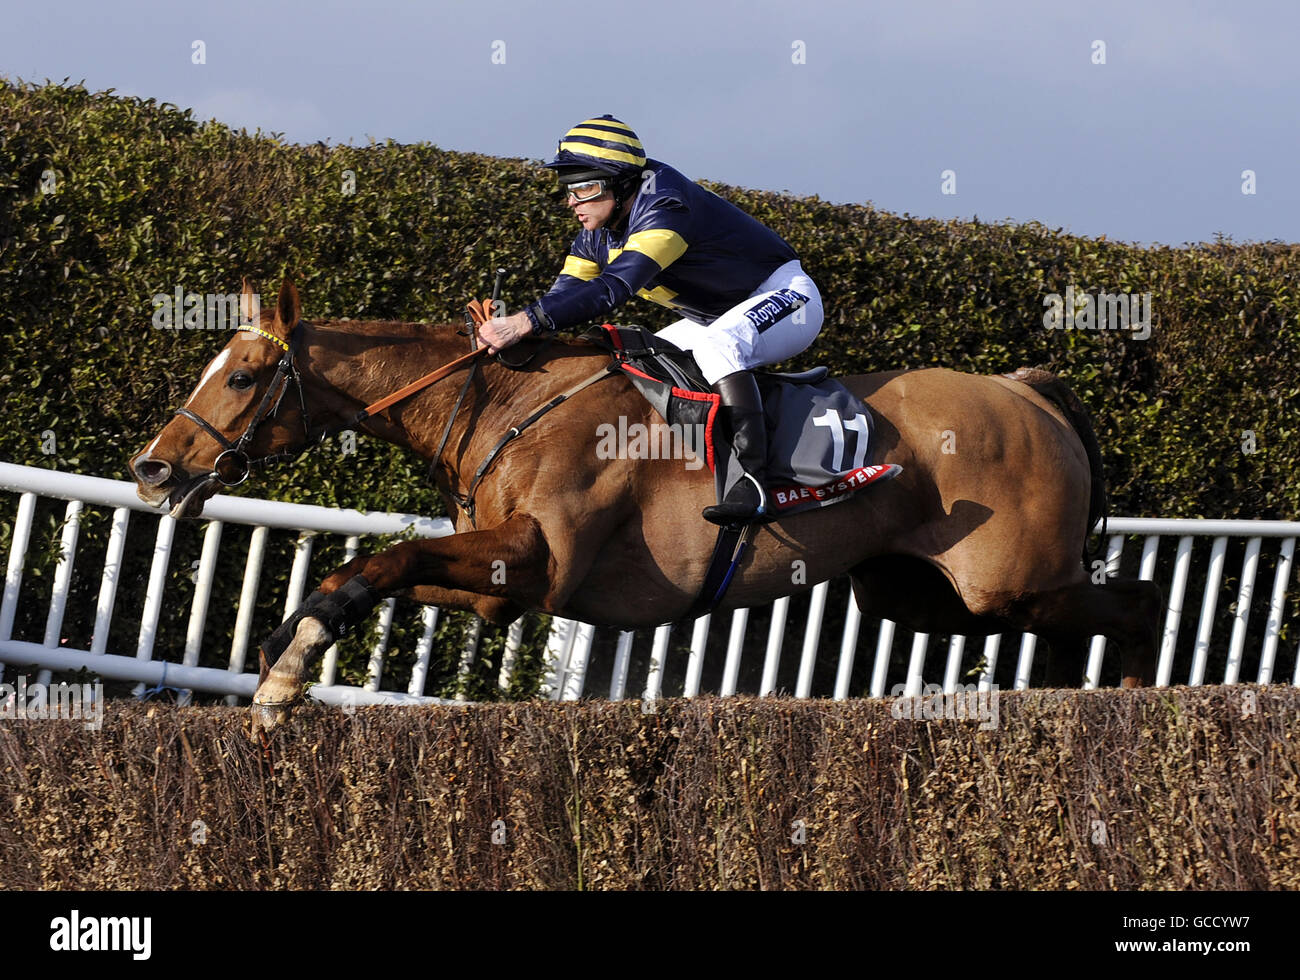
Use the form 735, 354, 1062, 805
307, 318, 605, 348
299, 318, 612, 369
308, 318, 463, 340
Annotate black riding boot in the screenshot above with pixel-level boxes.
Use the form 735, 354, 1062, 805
703, 370, 774, 526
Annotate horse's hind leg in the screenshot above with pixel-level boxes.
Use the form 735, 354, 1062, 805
1009, 578, 1161, 688
1111, 579, 1162, 687
1040, 631, 1089, 688
849, 555, 1011, 635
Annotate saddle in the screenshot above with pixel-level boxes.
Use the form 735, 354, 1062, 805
583, 324, 900, 518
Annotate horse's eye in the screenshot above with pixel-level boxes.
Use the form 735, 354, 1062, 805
227, 371, 255, 391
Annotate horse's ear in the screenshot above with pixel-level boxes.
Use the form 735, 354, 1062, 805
239, 278, 261, 327
274, 279, 301, 338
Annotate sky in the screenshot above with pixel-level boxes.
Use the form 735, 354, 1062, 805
4, 0, 1297, 247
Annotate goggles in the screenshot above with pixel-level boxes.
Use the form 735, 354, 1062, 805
561, 178, 610, 203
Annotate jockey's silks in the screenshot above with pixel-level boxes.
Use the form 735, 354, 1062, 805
531, 160, 798, 331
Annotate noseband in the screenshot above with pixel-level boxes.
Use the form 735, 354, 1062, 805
173, 322, 315, 487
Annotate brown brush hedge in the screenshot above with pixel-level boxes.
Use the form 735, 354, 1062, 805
1, 687, 1297, 890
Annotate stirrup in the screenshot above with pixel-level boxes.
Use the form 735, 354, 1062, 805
703, 472, 775, 526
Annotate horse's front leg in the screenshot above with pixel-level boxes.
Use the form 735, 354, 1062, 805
250, 617, 336, 735
249, 514, 551, 737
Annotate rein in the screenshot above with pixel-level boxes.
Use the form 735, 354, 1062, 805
173, 321, 489, 489
352, 346, 489, 422
171, 315, 604, 522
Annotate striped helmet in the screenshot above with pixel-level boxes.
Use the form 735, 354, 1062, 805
545, 115, 646, 179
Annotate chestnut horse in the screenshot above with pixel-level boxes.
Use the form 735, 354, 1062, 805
131, 281, 1160, 735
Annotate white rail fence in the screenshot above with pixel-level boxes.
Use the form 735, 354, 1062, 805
1, 461, 1297, 709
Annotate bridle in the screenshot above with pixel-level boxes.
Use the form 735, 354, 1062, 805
172, 320, 490, 488
174, 323, 314, 487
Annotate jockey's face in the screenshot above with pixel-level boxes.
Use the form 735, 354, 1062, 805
566, 186, 617, 231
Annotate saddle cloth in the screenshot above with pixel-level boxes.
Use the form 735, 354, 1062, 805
586, 325, 899, 517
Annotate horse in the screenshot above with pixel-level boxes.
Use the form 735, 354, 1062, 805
130, 280, 1160, 736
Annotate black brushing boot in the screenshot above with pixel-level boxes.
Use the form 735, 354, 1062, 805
703, 370, 774, 526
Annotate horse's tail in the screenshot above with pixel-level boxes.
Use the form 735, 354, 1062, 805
1003, 366, 1108, 563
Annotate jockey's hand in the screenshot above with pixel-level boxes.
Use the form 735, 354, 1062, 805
478, 312, 533, 353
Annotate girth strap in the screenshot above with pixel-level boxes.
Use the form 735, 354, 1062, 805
679, 522, 758, 622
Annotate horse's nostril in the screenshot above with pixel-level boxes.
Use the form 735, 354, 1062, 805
134, 458, 171, 486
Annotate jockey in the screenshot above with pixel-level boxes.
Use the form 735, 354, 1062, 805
479, 114, 824, 525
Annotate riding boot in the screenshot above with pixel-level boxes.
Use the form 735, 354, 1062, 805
703, 370, 774, 526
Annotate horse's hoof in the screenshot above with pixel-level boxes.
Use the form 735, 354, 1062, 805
249, 700, 296, 739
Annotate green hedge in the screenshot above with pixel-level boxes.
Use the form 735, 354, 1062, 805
1, 79, 1296, 697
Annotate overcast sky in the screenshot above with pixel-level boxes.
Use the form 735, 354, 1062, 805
5, 0, 1296, 247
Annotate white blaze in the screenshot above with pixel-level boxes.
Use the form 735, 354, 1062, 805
184, 349, 231, 408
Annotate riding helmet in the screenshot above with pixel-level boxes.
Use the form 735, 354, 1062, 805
545, 115, 647, 181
